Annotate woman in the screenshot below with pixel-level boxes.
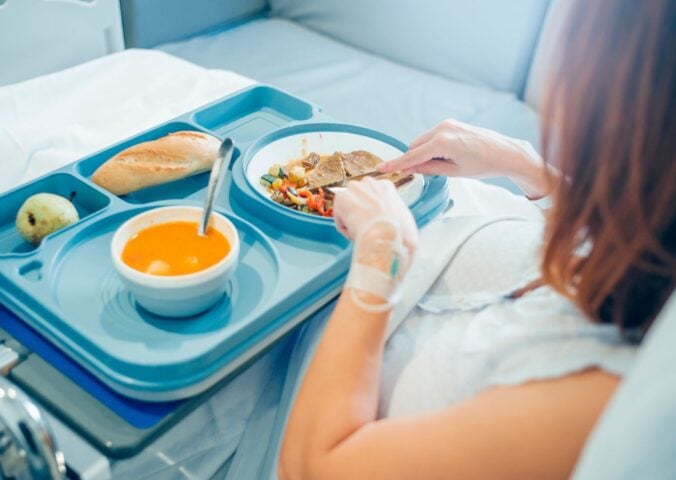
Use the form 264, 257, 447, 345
280, 0, 675, 478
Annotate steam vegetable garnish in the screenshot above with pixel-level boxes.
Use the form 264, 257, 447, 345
260, 162, 334, 217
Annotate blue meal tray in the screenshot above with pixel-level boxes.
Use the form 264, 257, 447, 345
0, 85, 450, 402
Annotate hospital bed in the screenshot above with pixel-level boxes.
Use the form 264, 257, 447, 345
0, 0, 673, 478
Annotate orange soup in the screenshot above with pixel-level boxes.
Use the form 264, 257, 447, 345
122, 221, 230, 276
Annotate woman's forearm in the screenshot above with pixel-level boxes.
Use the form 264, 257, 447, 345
279, 289, 390, 479
280, 178, 418, 480
505, 139, 559, 199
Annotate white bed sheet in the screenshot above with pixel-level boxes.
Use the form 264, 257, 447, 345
0, 48, 543, 478
0, 49, 254, 192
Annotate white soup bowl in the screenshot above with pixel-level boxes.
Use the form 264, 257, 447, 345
111, 206, 239, 317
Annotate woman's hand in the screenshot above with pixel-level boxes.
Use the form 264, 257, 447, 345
333, 177, 418, 259
378, 119, 554, 199
333, 178, 418, 306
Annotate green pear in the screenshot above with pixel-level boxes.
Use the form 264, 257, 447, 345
16, 193, 79, 245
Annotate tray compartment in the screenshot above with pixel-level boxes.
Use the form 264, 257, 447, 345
263, 228, 349, 266
43, 206, 280, 385
0, 173, 110, 256
123, 148, 241, 205
75, 121, 224, 204
193, 86, 315, 142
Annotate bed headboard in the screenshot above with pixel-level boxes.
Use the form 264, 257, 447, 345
269, 0, 552, 97
120, 0, 268, 48
0, 0, 124, 86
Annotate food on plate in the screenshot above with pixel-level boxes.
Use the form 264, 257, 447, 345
121, 221, 230, 276
92, 131, 221, 196
259, 150, 414, 217
306, 153, 346, 189
15, 193, 79, 245
342, 150, 381, 177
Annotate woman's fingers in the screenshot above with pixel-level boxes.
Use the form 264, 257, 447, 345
334, 177, 420, 270
408, 128, 436, 150
346, 179, 381, 214
334, 215, 349, 237
350, 176, 381, 202
378, 139, 440, 173
333, 190, 358, 237
409, 119, 460, 149
405, 159, 460, 176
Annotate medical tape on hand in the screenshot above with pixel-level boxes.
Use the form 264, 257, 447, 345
344, 216, 408, 312
346, 263, 396, 297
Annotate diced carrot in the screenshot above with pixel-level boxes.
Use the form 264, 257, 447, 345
279, 180, 294, 194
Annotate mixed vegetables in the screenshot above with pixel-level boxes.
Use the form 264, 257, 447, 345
260, 163, 334, 217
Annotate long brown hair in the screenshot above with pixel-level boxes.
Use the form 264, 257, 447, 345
541, 0, 676, 341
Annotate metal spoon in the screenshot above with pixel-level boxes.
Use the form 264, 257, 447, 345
199, 137, 234, 236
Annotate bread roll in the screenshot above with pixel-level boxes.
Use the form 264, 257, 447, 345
91, 131, 221, 195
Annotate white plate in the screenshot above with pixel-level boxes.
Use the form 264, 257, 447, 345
245, 131, 424, 214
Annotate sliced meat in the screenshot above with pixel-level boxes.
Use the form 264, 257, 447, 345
306, 152, 346, 189
302, 152, 320, 169
343, 150, 383, 177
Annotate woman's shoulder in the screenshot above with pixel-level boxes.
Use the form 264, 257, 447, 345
467, 288, 638, 382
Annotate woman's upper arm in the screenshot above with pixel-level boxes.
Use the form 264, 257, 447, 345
310, 369, 619, 480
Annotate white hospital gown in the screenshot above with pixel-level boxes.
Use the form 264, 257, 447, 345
379, 219, 637, 418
